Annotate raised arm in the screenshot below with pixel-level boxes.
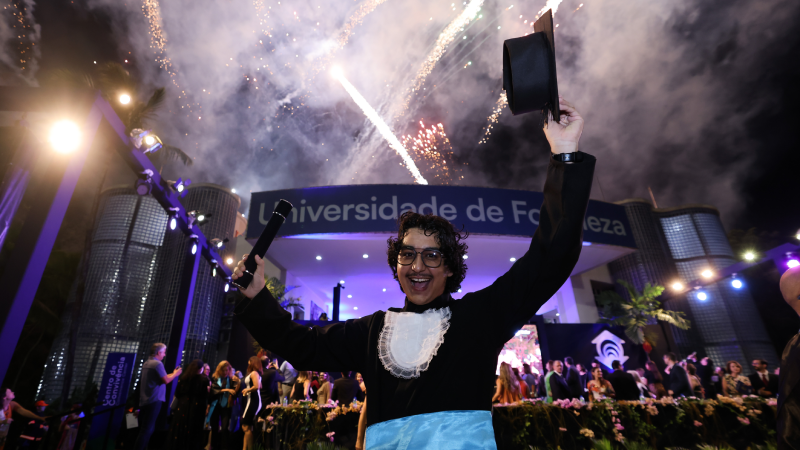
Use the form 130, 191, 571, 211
233, 255, 371, 373
465, 97, 595, 345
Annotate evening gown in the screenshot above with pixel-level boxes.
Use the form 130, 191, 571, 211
241, 372, 262, 426
165, 375, 209, 450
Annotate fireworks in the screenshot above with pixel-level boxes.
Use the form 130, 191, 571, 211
537, 0, 563, 17
402, 121, 464, 185
332, 67, 428, 185
478, 92, 508, 145
394, 0, 484, 119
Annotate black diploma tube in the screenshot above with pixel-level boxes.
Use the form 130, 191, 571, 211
233, 199, 293, 289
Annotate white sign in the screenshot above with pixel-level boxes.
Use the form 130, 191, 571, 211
591, 330, 629, 369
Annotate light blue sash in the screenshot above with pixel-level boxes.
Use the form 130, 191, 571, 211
365, 410, 497, 450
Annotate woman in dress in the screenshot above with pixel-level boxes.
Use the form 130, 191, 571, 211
208, 361, 239, 450
289, 371, 311, 402
722, 361, 753, 397
512, 368, 529, 399
587, 367, 615, 402
241, 356, 262, 450
644, 361, 667, 399
492, 363, 521, 404
165, 359, 209, 450
686, 364, 705, 399
317, 373, 331, 405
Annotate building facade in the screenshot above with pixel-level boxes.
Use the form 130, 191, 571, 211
38, 188, 168, 401
142, 183, 239, 367
609, 199, 778, 368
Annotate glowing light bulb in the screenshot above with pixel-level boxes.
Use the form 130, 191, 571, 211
330, 66, 343, 79
510, 257, 516, 262
316, 255, 322, 261
671, 282, 684, 290
362, 254, 369, 258
789, 259, 800, 269
49, 120, 81, 154
701, 269, 713, 279
119, 94, 131, 105
144, 135, 156, 146
224, 283, 230, 293
191, 243, 198, 255
697, 292, 708, 301
226, 258, 234, 265
731, 279, 743, 289
744, 252, 755, 261
169, 217, 177, 230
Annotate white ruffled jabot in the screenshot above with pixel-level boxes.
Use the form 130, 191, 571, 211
378, 307, 452, 379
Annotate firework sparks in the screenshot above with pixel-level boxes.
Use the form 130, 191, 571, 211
403, 120, 464, 184
394, 0, 484, 119
537, 0, 563, 17
332, 67, 428, 185
478, 92, 508, 145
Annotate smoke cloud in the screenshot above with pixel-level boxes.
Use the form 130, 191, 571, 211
17, 0, 800, 225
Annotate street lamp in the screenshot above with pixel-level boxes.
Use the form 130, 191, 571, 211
49, 120, 81, 154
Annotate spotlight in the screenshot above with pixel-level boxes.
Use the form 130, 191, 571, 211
347, 294, 352, 298
168, 207, 179, 231
197, 214, 206, 222
744, 252, 756, 262
789, 259, 800, 269
354, 307, 358, 310
330, 66, 343, 79
172, 178, 192, 197
316, 255, 322, 260
224, 283, 230, 293
510, 257, 516, 262
671, 282, 684, 291
212, 264, 218, 278
340, 280, 345, 284
231, 188, 236, 193
382, 288, 386, 292
362, 253, 369, 259
463, 255, 468, 259
189, 235, 199, 255
226, 257, 234, 265
701, 269, 713, 279
119, 94, 131, 105
211, 238, 229, 250
697, 291, 708, 301
188, 210, 211, 228
135, 169, 154, 196
131, 129, 163, 153
49, 120, 81, 154
731, 279, 743, 289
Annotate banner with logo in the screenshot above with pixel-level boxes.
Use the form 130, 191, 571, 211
86, 352, 136, 450
540, 324, 648, 371
248, 184, 637, 248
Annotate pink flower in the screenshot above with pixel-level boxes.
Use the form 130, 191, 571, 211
693, 420, 702, 427
267, 416, 274, 422
737, 417, 750, 425
559, 427, 567, 432
614, 423, 624, 431
326, 431, 336, 442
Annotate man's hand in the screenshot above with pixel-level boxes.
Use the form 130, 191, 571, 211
543, 96, 584, 154
232, 254, 266, 299
172, 367, 183, 376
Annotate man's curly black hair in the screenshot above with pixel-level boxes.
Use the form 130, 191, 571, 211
386, 211, 468, 294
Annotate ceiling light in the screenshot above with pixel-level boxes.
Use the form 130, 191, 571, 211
49, 120, 81, 154
347, 294, 352, 298
316, 255, 322, 260
510, 257, 516, 262
731, 279, 743, 289
362, 254, 369, 258
671, 282, 684, 290
226, 258, 234, 265
701, 269, 713, 278
119, 94, 131, 105
353, 307, 358, 310
697, 292, 708, 301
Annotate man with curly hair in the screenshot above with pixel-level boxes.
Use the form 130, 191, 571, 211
232, 96, 594, 449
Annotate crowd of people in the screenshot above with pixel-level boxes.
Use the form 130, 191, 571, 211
132, 344, 366, 450
492, 352, 781, 405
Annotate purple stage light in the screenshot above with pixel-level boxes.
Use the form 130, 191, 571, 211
789, 259, 800, 269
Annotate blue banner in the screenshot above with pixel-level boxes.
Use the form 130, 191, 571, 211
86, 352, 136, 450
248, 185, 636, 248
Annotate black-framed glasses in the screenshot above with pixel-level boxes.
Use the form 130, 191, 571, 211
397, 248, 445, 268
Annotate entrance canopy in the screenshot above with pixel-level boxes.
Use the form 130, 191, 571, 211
247, 184, 636, 320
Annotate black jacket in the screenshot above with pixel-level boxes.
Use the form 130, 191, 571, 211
696, 363, 717, 399
536, 371, 549, 398
666, 364, 693, 397
778, 333, 800, 450
564, 366, 583, 399
260, 368, 285, 405
748, 372, 779, 398
605, 370, 640, 401
330, 377, 365, 404
235, 154, 595, 428
548, 372, 572, 401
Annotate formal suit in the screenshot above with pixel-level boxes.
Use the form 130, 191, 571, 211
749, 371, 779, 398
666, 364, 693, 398
696, 363, 717, 399
564, 366, 583, 399
536, 371, 549, 398
605, 369, 641, 401
547, 372, 572, 401
778, 333, 800, 450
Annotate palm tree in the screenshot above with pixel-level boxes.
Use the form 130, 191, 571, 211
596, 280, 691, 346
47, 62, 193, 401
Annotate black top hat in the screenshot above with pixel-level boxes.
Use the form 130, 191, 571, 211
503, 9, 559, 121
